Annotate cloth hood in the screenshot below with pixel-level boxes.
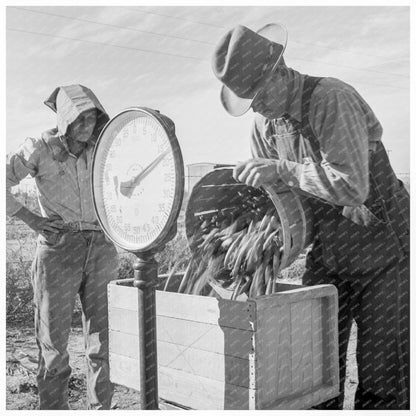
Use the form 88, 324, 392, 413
44, 84, 109, 144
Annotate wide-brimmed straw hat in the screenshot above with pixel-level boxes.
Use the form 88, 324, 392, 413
212, 23, 287, 116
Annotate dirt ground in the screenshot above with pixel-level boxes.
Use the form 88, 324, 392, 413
6, 324, 157, 410
5, 321, 358, 410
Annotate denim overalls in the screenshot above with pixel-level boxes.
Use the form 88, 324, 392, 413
262, 76, 409, 409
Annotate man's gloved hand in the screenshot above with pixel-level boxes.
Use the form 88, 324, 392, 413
233, 158, 280, 188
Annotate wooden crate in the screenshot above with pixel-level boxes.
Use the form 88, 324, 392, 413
107, 278, 339, 410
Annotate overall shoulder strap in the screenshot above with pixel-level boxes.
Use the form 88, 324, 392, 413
301, 75, 323, 160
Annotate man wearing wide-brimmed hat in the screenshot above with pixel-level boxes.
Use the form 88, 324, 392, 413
212, 24, 409, 410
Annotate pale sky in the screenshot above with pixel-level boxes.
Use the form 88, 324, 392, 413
5, 4, 411, 173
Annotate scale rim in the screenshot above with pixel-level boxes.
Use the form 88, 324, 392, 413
91, 106, 185, 254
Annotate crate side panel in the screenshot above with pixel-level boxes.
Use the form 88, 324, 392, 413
255, 288, 337, 409
256, 303, 292, 406
290, 300, 314, 393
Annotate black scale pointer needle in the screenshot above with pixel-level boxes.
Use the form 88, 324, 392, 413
118, 149, 170, 198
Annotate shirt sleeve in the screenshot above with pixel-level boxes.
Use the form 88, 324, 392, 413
275, 86, 370, 206
6, 137, 41, 216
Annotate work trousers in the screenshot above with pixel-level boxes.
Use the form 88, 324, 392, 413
31, 230, 118, 410
303, 249, 409, 410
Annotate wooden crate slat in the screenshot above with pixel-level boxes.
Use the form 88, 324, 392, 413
109, 307, 255, 358
158, 365, 255, 410
255, 303, 292, 406
110, 329, 253, 387
158, 341, 251, 388
109, 353, 338, 410
108, 281, 256, 330
156, 289, 221, 326
108, 281, 139, 311
109, 330, 138, 359
156, 290, 256, 331
157, 316, 254, 358
109, 307, 138, 335
109, 352, 140, 391
274, 282, 305, 291
110, 352, 255, 410
322, 295, 339, 387
255, 284, 337, 310
311, 298, 324, 387
275, 304, 293, 399
290, 300, 314, 394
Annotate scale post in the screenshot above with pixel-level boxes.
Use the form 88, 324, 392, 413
92, 107, 184, 410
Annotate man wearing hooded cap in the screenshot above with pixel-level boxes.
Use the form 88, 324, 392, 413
211, 24, 409, 410
6, 85, 118, 410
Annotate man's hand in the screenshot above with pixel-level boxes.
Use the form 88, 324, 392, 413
233, 158, 280, 188
35, 216, 65, 237
13, 206, 65, 238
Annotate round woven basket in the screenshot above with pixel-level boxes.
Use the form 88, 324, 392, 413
185, 168, 314, 274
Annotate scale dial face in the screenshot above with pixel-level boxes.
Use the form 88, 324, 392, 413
92, 108, 184, 252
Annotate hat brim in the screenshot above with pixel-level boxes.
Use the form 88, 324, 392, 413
221, 86, 252, 117
220, 23, 288, 117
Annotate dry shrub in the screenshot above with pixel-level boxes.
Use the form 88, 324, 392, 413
6, 259, 34, 324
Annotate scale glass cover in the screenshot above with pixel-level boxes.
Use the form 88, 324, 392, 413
92, 107, 184, 253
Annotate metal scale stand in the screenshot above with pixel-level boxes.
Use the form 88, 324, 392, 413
91, 107, 184, 409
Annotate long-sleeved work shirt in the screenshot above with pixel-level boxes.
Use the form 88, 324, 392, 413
250, 72, 383, 207
6, 136, 97, 222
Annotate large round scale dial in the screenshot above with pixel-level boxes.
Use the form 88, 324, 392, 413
92, 107, 184, 253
